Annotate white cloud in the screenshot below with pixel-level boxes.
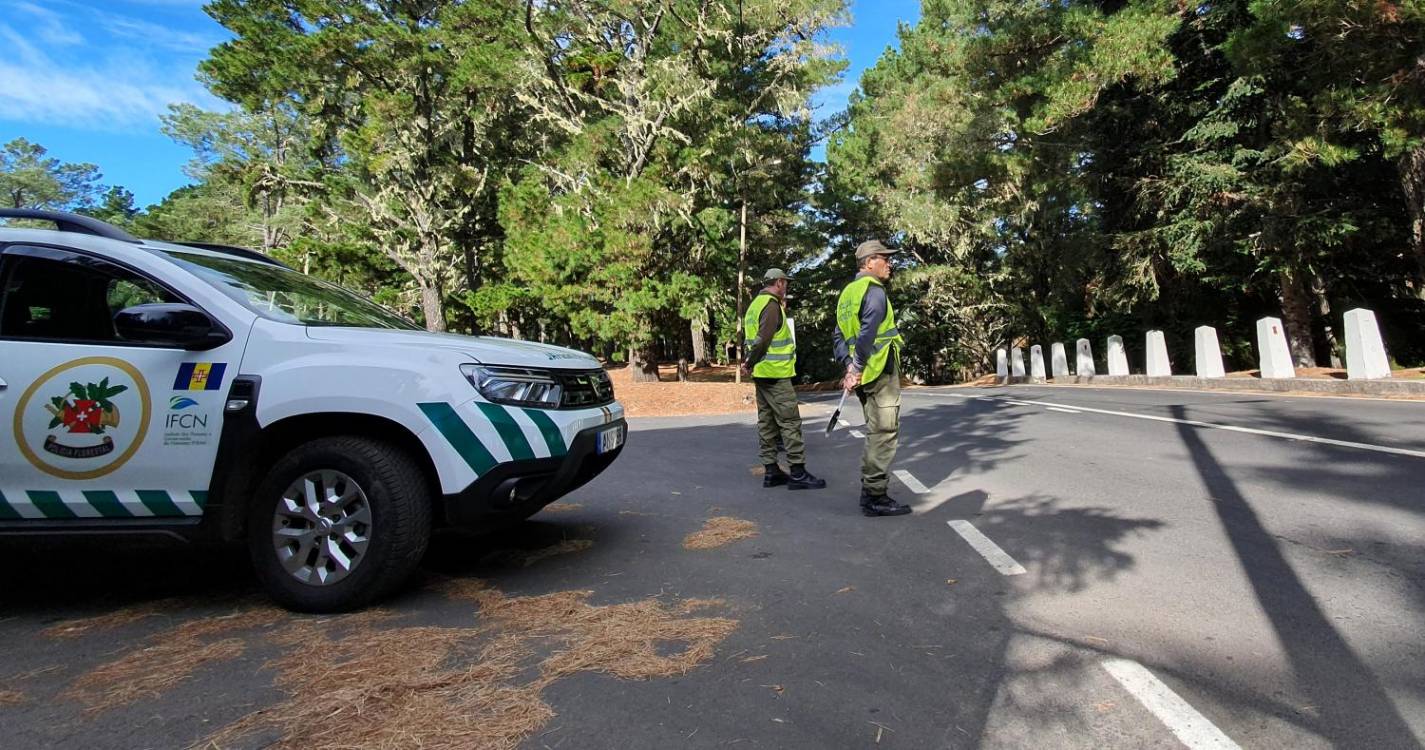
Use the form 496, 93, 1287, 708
90, 8, 224, 53
0, 22, 221, 131
114, 0, 211, 6
21, 0, 226, 53
9, 1, 85, 46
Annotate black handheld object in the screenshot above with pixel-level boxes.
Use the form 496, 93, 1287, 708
825, 389, 848, 436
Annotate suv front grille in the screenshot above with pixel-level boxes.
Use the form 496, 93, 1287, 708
557, 369, 615, 409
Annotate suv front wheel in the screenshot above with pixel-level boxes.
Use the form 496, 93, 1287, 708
247, 436, 432, 612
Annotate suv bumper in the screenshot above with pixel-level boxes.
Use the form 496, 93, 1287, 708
441, 419, 626, 526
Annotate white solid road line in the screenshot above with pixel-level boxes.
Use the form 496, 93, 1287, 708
892, 469, 930, 494
931, 392, 1425, 460
946, 520, 1027, 576
1009, 396, 1425, 459
850, 429, 865, 438
1102, 658, 1241, 750
1045, 406, 1082, 414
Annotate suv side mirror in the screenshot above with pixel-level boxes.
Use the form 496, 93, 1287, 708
114, 303, 231, 350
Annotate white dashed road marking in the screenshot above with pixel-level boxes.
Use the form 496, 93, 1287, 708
892, 469, 929, 494
1102, 658, 1241, 750
947, 520, 1026, 576
850, 429, 865, 438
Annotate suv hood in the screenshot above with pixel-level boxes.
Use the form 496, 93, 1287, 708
305, 327, 601, 369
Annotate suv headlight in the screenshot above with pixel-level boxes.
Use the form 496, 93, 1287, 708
461, 365, 563, 408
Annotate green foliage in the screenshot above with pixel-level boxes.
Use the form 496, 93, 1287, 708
829, 0, 1425, 375
0, 138, 103, 211
502, 0, 846, 371
21, 0, 1420, 378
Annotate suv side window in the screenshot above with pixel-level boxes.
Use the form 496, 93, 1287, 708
0, 249, 178, 343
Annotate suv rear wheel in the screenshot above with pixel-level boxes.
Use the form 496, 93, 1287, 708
247, 436, 431, 612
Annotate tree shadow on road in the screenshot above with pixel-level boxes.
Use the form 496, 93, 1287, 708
1169, 404, 1423, 749
968, 494, 1164, 595
923, 490, 1169, 749
893, 398, 1030, 489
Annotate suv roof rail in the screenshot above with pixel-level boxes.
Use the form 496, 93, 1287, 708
0, 208, 141, 243
171, 241, 292, 269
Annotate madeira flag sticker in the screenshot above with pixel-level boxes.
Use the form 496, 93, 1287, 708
173, 362, 227, 391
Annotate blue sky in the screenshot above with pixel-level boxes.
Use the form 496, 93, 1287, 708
0, 0, 920, 208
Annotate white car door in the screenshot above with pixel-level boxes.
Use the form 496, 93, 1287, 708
0, 244, 248, 522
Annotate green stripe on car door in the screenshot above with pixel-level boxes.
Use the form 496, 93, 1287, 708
419, 402, 499, 476
476, 402, 536, 461
0, 490, 20, 521
137, 490, 184, 517
82, 490, 133, 518
521, 408, 567, 457
27, 491, 76, 519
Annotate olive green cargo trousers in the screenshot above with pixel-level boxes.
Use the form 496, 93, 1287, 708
855, 354, 900, 495
754, 377, 806, 466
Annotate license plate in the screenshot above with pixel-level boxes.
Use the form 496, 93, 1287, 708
596, 425, 624, 454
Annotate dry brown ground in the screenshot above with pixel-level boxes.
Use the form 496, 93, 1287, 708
1225, 366, 1425, 380
682, 517, 760, 550
607, 364, 757, 418
607, 363, 954, 417
40, 534, 739, 750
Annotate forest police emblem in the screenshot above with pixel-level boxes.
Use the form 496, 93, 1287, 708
14, 357, 152, 480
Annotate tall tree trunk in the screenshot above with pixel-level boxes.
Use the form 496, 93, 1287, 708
1279, 270, 1316, 368
1400, 146, 1425, 298
629, 344, 661, 382
1313, 275, 1342, 369
421, 284, 446, 333
690, 312, 709, 367
734, 197, 747, 384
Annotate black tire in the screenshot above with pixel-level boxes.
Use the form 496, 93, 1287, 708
247, 436, 432, 613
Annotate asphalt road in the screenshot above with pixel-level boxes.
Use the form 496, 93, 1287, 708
0, 384, 1421, 749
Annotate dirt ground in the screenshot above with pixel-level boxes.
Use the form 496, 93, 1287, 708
607, 363, 979, 417
1226, 366, 1425, 380
606, 364, 757, 418
608, 359, 1425, 418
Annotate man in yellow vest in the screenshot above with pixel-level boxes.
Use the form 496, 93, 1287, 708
742, 268, 826, 490
834, 241, 911, 516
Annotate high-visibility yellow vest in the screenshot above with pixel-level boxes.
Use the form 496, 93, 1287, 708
836, 275, 903, 385
743, 293, 796, 379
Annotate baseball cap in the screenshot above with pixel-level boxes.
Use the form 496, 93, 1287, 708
854, 240, 898, 261
761, 268, 790, 283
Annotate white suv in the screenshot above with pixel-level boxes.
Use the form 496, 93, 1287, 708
0, 209, 626, 611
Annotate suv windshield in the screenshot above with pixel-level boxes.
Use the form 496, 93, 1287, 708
166, 250, 419, 330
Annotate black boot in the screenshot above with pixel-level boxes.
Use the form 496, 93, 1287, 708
860, 488, 911, 517
763, 463, 789, 488
787, 464, 827, 490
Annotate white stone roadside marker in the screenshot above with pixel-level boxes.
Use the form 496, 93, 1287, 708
1030, 345, 1046, 381
1051, 342, 1069, 379
1256, 317, 1295, 379
1344, 308, 1391, 380
996, 348, 1009, 382
1145, 330, 1172, 376
1107, 335, 1130, 376
1194, 325, 1226, 378
1011, 347, 1026, 378
1077, 339, 1096, 376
